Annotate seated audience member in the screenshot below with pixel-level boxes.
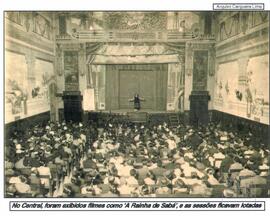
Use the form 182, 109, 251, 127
5, 119, 268, 198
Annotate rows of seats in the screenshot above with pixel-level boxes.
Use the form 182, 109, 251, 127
5, 118, 269, 197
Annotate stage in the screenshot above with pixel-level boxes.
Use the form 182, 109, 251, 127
87, 109, 179, 114
84, 109, 188, 125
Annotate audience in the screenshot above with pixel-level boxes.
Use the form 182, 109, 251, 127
4, 118, 269, 197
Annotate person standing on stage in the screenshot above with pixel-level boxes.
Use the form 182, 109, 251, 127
129, 93, 145, 111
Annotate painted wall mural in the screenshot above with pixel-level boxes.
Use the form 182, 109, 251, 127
5, 51, 28, 116
104, 12, 167, 30
246, 55, 269, 122
192, 50, 208, 91
214, 61, 239, 114
5, 51, 55, 123
64, 51, 79, 91
214, 55, 269, 125
33, 59, 54, 101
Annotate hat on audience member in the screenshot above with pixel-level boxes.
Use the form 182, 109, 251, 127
223, 188, 236, 197
174, 178, 186, 187
88, 169, 96, 177
15, 144, 22, 150
195, 162, 206, 171
205, 168, 215, 175
130, 169, 137, 177
141, 185, 149, 194
108, 176, 115, 183
159, 177, 169, 186
71, 177, 77, 184
16, 149, 23, 154
229, 162, 243, 172
63, 186, 72, 195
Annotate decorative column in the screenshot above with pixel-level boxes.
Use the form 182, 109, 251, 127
178, 54, 185, 86
56, 43, 63, 76
178, 55, 185, 113
208, 44, 216, 110
55, 43, 65, 93
208, 44, 216, 76
78, 43, 87, 93
185, 42, 193, 76
55, 44, 64, 122
87, 64, 94, 88
95, 65, 99, 110
184, 42, 193, 111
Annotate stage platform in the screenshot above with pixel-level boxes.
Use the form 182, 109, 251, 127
87, 109, 179, 114
84, 110, 188, 125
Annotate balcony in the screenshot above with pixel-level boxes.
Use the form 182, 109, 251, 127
56, 30, 215, 43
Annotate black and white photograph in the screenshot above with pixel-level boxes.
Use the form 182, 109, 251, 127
1, 1, 270, 215
4, 10, 269, 198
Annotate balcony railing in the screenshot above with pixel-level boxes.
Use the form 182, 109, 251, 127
56, 30, 215, 43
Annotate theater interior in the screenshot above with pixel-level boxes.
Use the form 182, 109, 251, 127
4, 11, 269, 198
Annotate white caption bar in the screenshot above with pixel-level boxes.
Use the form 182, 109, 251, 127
10, 201, 265, 211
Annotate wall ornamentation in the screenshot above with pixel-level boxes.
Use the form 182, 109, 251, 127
56, 44, 63, 76
219, 13, 240, 41
31, 87, 40, 98
64, 51, 79, 91
225, 81, 230, 94
245, 55, 269, 122
235, 90, 243, 101
6, 80, 28, 115
250, 11, 269, 28
79, 43, 86, 76
104, 12, 167, 30
33, 59, 55, 103
6, 12, 23, 25
240, 12, 249, 34
185, 43, 193, 76
23, 12, 32, 32
6, 12, 53, 40
192, 50, 208, 91
218, 81, 223, 98
214, 61, 239, 112
214, 55, 268, 125
218, 12, 268, 42
208, 45, 215, 76
5, 51, 28, 118
33, 13, 53, 40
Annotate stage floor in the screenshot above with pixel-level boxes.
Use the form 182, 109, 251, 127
87, 109, 180, 115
